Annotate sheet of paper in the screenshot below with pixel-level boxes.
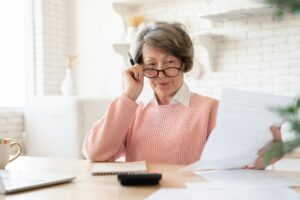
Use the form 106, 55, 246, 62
186, 182, 300, 200
178, 155, 254, 172
195, 169, 300, 188
180, 89, 294, 172
145, 189, 191, 200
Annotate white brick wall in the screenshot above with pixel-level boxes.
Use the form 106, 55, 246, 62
132, 0, 300, 99
0, 112, 24, 154
33, 0, 71, 96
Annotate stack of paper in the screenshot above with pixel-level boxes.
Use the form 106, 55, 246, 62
146, 170, 300, 200
196, 169, 300, 188
185, 183, 300, 200
185, 169, 300, 200
145, 189, 191, 200
146, 185, 300, 200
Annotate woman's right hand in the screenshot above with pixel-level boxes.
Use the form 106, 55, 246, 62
123, 64, 144, 101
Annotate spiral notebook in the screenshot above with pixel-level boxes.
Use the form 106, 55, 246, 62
91, 161, 147, 176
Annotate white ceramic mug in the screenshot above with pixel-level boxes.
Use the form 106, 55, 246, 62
0, 138, 22, 169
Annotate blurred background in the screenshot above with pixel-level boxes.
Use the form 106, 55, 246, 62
0, 0, 299, 160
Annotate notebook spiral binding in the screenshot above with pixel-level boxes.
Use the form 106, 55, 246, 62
92, 170, 146, 176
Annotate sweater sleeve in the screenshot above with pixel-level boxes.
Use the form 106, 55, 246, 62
82, 95, 138, 161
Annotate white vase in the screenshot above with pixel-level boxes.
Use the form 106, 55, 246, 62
61, 68, 76, 96
126, 27, 137, 42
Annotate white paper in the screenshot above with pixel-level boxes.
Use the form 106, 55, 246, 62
145, 189, 191, 200
195, 169, 300, 188
180, 89, 294, 172
178, 155, 253, 172
186, 182, 300, 200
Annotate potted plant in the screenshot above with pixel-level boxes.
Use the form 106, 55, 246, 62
264, 99, 300, 163
263, 0, 300, 163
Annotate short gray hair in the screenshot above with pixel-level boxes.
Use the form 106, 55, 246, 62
132, 22, 194, 73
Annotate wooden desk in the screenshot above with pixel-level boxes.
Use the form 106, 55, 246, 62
1, 156, 300, 200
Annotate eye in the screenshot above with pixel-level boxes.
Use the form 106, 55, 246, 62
165, 60, 176, 67
146, 63, 156, 67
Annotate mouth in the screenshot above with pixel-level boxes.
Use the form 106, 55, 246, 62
156, 82, 170, 87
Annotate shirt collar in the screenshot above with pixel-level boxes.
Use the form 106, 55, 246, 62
146, 82, 191, 107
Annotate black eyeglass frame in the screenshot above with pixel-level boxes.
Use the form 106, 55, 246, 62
142, 62, 183, 78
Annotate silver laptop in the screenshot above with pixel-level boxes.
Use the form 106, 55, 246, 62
0, 170, 76, 194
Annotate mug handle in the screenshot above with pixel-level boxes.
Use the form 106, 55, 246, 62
8, 142, 22, 163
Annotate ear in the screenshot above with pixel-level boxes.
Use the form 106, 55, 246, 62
181, 62, 186, 72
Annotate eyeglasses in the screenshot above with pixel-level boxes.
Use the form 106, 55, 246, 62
143, 62, 183, 78
143, 67, 182, 78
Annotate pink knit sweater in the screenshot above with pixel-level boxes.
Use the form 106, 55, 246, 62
82, 93, 218, 165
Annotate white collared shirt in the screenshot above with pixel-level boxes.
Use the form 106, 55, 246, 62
146, 82, 191, 107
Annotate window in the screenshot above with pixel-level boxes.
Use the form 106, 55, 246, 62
0, 0, 27, 107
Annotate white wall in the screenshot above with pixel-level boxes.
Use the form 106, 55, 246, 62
72, 0, 124, 98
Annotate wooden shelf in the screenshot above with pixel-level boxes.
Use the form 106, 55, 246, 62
112, 0, 163, 16
198, 0, 275, 22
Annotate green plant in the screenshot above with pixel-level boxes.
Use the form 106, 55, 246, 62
262, 0, 300, 164
264, 98, 300, 163
265, 0, 300, 17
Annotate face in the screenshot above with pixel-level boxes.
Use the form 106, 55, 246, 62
142, 45, 184, 104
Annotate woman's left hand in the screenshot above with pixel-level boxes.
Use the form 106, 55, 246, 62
244, 125, 284, 170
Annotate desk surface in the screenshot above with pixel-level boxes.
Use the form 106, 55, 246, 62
1, 156, 300, 200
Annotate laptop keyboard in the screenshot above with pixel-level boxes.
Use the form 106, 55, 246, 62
0, 169, 75, 193
0, 170, 46, 188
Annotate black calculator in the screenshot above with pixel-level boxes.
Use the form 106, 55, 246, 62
117, 173, 162, 186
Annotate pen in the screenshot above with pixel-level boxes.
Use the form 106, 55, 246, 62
128, 52, 135, 66
128, 52, 139, 80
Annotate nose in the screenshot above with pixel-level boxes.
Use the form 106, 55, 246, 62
157, 70, 166, 78
156, 63, 167, 78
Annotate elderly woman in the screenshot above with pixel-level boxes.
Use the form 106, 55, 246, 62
82, 22, 282, 168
